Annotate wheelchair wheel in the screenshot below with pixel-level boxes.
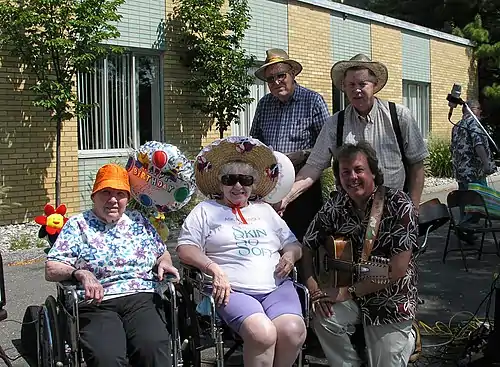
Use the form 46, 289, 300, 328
38, 295, 65, 367
176, 282, 202, 367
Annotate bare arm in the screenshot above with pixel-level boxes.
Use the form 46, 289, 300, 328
350, 249, 412, 297
176, 244, 213, 273
45, 260, 76, 282
45, 260, 104, 302
298, 246, 318, 291
407, 161, 425, 210
282, 163, 323, 207
282, 242, 302, 263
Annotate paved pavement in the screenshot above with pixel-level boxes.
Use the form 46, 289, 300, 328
420, 174, 500, 204
1, 181, 500, 366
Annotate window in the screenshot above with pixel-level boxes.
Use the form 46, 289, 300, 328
77, 53, 162, 152
232, 67, 269, 136
403, 81, 430, 139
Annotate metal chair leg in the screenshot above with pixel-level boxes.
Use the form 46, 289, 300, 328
443, 225, 452, 263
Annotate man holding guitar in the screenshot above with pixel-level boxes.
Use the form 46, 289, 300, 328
301, 142, 419, 367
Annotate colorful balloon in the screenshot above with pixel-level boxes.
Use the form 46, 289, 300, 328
152, 150, 168, 169
127, 141, 195, 213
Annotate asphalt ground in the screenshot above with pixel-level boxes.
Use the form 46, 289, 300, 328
0, 221, 499, 366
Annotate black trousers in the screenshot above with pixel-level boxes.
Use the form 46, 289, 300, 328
282, 179, 323, 242
78, 292, 172, 367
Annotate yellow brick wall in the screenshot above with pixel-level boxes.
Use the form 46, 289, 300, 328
430, 39, 476, 139
164, 1, 226, 158
287, 1, 333, 112
0, 51, 79, 225
370, 23, 403, 103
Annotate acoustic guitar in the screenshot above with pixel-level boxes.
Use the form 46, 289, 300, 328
316, 235, 391, 289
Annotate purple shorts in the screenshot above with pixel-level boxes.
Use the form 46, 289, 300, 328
216, 280, 303, 332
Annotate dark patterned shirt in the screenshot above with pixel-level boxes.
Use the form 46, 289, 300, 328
450, 114, 495, 183
302, 187, 419, 326
249, 84, 330, 154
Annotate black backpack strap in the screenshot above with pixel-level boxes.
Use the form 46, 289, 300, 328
389, 102, 409, 192
336, 110, 345, 149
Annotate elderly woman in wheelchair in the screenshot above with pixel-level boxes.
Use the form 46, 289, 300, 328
176, 137, 308, 367
44, 163, 180, 367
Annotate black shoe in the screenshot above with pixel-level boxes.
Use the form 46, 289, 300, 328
456, 230, 477, 246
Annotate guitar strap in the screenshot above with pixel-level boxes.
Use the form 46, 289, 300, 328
360, 186, 386, 262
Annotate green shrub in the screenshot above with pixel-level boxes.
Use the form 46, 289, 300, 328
321, 169, 335, 201
426, 138, 453, 178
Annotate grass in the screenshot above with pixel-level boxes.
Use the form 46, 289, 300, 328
9, 233, 47, 251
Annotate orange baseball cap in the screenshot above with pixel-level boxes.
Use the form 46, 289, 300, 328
92, 164, 131, 196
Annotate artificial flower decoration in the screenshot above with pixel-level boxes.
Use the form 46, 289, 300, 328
149, 212, 170, 243
35, 203, 69, 235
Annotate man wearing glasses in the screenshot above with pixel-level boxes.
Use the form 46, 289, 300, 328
278, 54, 428, 215
250, 48, 330, 242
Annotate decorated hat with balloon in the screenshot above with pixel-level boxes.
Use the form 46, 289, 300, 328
125, 141, 196, 214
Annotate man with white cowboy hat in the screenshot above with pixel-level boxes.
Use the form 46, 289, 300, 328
250, 48, 330, 242
279, 53, 428, 213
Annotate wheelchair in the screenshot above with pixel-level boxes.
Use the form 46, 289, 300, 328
35, 278, 183, 367
176, 263, 311, 367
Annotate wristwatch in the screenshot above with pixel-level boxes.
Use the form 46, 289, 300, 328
347, 285, 358, 300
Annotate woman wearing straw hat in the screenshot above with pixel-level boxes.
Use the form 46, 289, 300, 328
279, 54, 428, 213
46, 163, 179, 367
177, 136, 306, 367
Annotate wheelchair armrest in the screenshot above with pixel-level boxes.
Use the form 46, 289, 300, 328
180, 262, 213, 286
291, 280, 311, 326
156, 279, 177, 302
56, 281, 79, 308
57, 280, 78, 290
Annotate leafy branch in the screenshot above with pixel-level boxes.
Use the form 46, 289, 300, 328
172, 0, 256, 138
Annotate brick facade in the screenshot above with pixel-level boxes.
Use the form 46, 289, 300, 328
430, 39, 477, 139
371, 23, 403, 104
288, 1, 333, 112
0, 51, 80, 225
0, 0, 475, 224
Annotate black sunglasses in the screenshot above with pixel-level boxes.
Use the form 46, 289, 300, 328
221, 174, 254, 186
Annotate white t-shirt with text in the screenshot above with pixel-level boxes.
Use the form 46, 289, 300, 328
177, 200, 298, 294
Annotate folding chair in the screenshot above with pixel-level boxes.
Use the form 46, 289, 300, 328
443, 189, 500, 271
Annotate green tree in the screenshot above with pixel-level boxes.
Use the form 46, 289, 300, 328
173, 0, 256, 138
0, 0, 124, 206
455, 15, 500, 100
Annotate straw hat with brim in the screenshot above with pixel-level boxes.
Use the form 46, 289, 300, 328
331, 54, 388, 94
92, 163, 131, 196
195, 137, 279, 199
254, 48, 303, 82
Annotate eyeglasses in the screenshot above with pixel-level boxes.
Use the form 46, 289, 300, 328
220, 174, 254, 186
265, 73, 287, 84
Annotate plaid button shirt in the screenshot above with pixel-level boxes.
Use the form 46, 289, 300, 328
250, 84, 330, 154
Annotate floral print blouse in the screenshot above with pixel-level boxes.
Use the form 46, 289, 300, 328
47, 209, 166, 300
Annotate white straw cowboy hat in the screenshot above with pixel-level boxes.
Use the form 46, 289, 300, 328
195, 136, 279, 199
254, 48, 303, 82
331, 54, 388, 94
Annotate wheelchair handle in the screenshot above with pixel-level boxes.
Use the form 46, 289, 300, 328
151, 264, 177, 282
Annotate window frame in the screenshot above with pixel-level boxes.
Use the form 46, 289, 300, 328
77, 49, 164, 158
402, 80, 430, 139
